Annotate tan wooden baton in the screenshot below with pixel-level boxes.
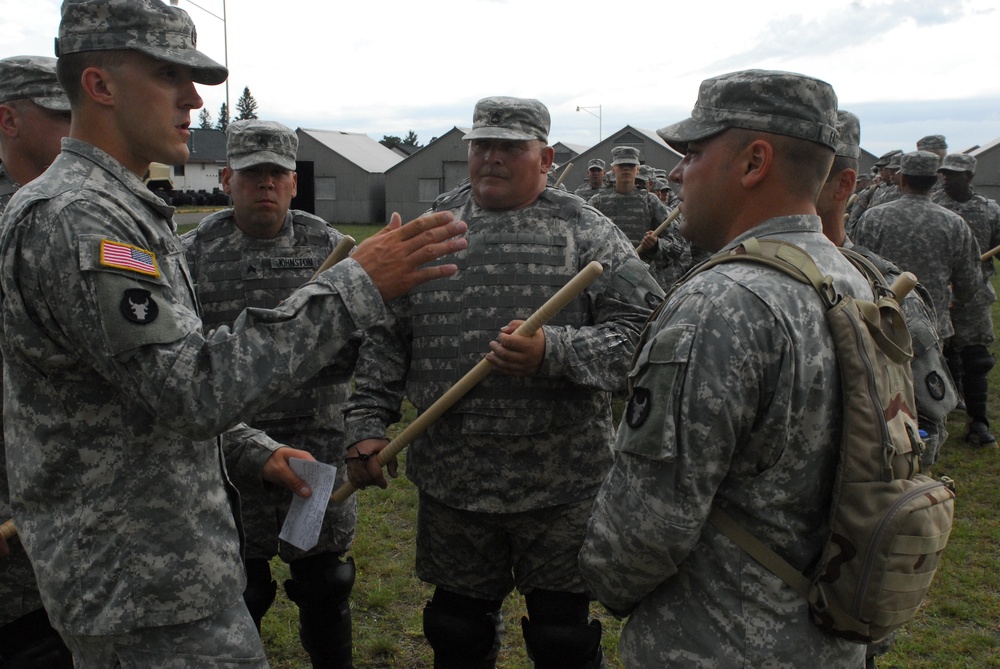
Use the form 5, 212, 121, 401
311, 235, 357, 279
552, 162, 574, 189
635, 206, 682, 252
0, 235, 360, 545
0, 519, 15, 542
981, 243, 1000, 263
331, 260, 606, 502
890, 271, 918, 301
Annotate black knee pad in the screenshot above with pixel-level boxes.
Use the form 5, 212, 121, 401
522, 617, 603, 669
961, 345, 995, 376
286, 554, 356, 668
423, 590, 503, 669
286, 553, 356, 605
242, 558, 277, 632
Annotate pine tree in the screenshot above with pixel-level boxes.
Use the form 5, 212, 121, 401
215, 102, 229, 131
198, 108, 213, 130
234, 87, 259, 122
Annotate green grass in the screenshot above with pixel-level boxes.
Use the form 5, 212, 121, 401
252, 226, 999, 667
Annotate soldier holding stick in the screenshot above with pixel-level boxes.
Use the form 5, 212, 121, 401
344, 96, 661, 669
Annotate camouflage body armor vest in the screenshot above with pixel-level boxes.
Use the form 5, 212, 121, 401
186, 210, 356, 430
413, 186, 598, 435
590, 188, 654, 246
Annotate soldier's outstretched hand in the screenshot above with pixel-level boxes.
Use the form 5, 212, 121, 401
352, 212, 467, 301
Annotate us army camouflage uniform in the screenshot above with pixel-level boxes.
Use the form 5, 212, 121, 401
588, 187, 692, 289
853, 193, 984, 341
870, 182, 901, 208
0, 138, 385, 637
573, 183, 603, 200
0, 164, 47, 636
345, 183, 661, 592
181, 208, 359, 562
587, 186, 670, 246
580, 215, 868, 668
846, 242, 957, 465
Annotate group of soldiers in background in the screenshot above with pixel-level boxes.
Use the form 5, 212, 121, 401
570, 132, 1000, 451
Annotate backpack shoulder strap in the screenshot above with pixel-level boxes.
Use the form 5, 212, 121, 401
708, 506, 812, 598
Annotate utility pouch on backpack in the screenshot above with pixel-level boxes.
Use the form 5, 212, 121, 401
705, 238, 956, 644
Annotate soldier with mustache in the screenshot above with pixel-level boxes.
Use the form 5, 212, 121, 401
345, 96, 662, 668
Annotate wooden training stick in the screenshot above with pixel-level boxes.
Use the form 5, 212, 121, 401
311, 235, 357, 279
981, 243, 1000, 263
552, 162, 574, 189
0, 235, 361, 545
635, 207, 682, 252
331, 260, 606, 503
890, 271, 918, 301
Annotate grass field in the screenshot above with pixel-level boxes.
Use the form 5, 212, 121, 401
184, 217, 998, 668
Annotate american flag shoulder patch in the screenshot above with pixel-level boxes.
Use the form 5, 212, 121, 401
100, 240, 159, 277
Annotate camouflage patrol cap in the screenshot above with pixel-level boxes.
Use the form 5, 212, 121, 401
587, 158, 605, 171
226, 120, 298, 171
938, 153, 976, 174
0, 56, 70, 111
899, 151, 940, 177
916, 134, 947, 151
463, 96, 549, 142
610, 145, 640, 166
56, 0, 228, 86
657, 69, 839, 152
637, 164, 654, 183
887, 152, 902, 170
875, 149, 902, 167
834, 110, 861, 160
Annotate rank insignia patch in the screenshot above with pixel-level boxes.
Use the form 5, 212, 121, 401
100, 240, 159, 277
121, 289, 158, 324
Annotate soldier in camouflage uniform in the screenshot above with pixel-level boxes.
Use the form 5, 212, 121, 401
580, 69, 869, 668
590, 146, 691, 290
344, 96, 662, 669
181, 120, 359, 668
573, 157, 605, 200
0, 1, 467, 666
845, 148, 901, 236
0, 54, 73, 669
818, 112, 957, 467
935, 153, 1000, 445
853, 156, 985, 346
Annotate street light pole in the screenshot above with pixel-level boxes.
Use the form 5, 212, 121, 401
170, 0, 229, 116
576, 105, 602, 142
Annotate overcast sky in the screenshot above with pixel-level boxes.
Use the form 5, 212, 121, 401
5, 0, 1000, 158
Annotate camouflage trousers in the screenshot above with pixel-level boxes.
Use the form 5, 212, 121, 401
59, 597, 266, 668
415, 490, 594, 601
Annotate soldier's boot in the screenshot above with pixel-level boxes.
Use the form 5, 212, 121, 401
285, 553, 355, 669
961, 345, 996, 447
422, 589, 503, 669
522, 589, 604, 669
0, 609, 73, 669
242, 558, 277, 634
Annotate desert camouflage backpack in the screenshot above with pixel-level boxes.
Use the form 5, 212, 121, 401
705, 238, 956, 644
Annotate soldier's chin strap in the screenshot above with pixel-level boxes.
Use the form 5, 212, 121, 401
331, 260, 606, 503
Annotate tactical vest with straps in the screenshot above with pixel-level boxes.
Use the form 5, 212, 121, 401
415, 186, 597, 435
185, 210, 356, 427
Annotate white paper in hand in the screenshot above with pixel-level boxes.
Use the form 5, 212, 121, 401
279, 458, 336, 551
